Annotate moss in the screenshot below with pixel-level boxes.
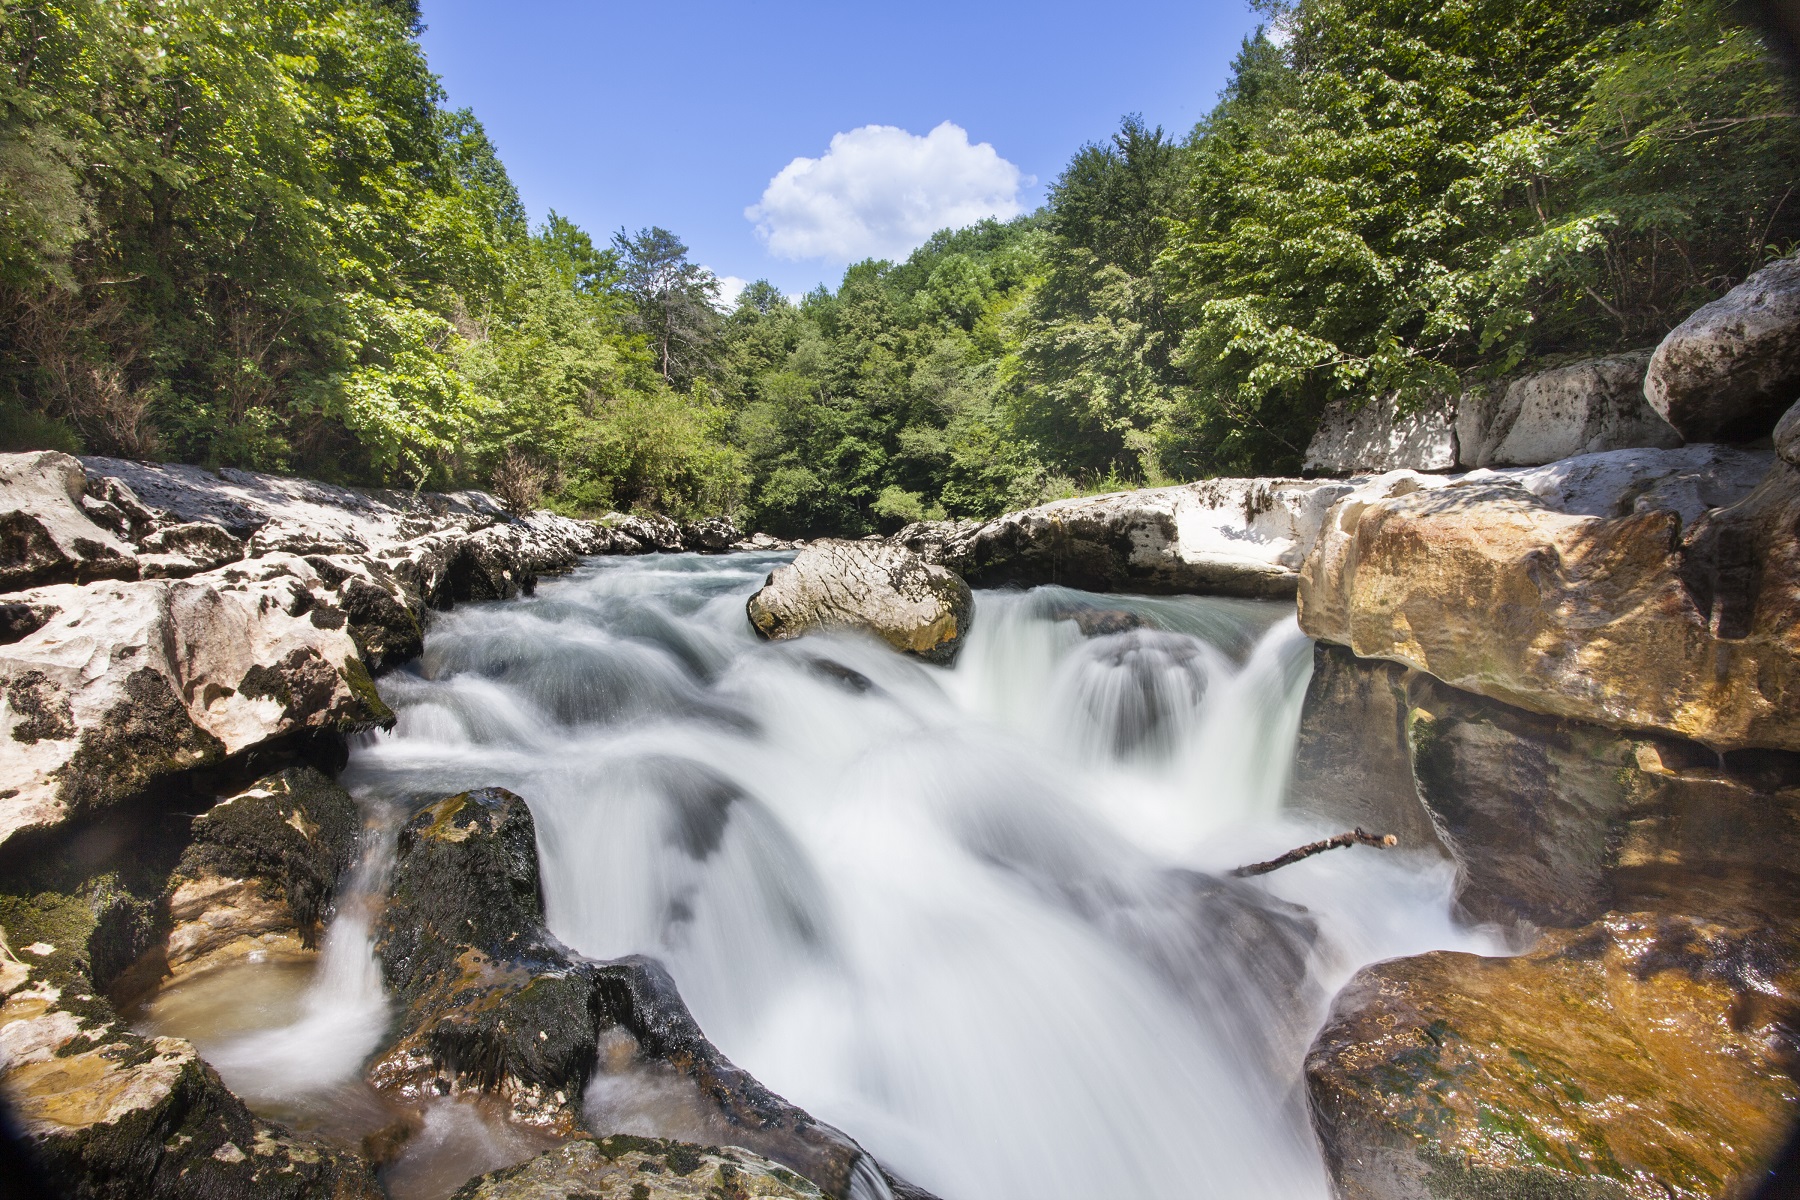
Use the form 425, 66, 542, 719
55, 668, 226, 816
7, 670, 75, 743
336, 654, 395, 730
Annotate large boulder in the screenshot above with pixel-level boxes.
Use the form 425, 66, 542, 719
1645, 253, 1800, 441
370, 788, 907, 1199
450, 1135, 822, 1200
1307, 913, 1800, 1200
1, 451, 140, 591
157, 767, 362, 986
746, 540, 973, 663
1304, 394, 1458, 475
0, 883, 381, 1199
928, 477, 1366, 599
1298, 451, 1800, 752
1455, 350, 1682, 467
0, 558, 394, 849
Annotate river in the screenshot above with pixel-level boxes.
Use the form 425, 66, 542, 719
137, 551, 1500, 1198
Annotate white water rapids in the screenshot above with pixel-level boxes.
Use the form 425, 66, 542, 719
141, 551, 1503, 1199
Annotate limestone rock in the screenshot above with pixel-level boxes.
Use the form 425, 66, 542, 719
680, 515, 741, 553
1298, 455, 1800, 752
934, 477, 1365, 599
135, 521, 247, 579
1456, 351, 1682, 467
451, 1135, 824, 1199
0, 886, 381, 1200
370, 788, 897, 1198
747, 540, 973, 663
1645, 253, 1800, 441
0, 559, 394, 849
82, 457, 507, 549
160, 767, 361, 981
1, 451, 140, 591
602, 511, 685, 553
1304, 394, 1458, 474
1494, 443, 1770, 525
1777, 398, 1800, 466
1307, 913, 1800, 1200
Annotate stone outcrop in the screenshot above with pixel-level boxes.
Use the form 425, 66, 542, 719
918, 477, 1366, 599
158, 767, 362, 985
1308, 913, 1800, 1200
370, 787, 914, 1199
1455, 350, 1681, 467
0, 559, 394, 848
450, 1135, 823, 1200
1294, 646, 1800, 1200
1, 451, 140, 590
1304, 395, 1458, 475
747, 540, 973, 663
0, 879, 381, 1199
1645, 253, 1800, 442
1298, 448, 1800, 752
1778, 398, 1800, 467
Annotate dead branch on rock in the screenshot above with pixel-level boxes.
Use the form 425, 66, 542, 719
1231, 828, 1398, 877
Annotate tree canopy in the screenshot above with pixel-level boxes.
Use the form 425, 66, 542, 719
2, 0, 1793, 531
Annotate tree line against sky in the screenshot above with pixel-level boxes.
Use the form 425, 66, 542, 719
1, 0, 1795, 535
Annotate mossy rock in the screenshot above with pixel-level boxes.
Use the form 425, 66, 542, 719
449, 1134, 824, 1199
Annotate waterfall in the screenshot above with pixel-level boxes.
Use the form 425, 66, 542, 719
329, 553, 1498, 1200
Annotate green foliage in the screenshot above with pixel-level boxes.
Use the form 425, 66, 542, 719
1, 0, 1789, 535
1155, 0, 1800, 474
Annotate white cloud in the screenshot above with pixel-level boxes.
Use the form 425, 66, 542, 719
711, 273, 749, 311
746, 122, 1027, 263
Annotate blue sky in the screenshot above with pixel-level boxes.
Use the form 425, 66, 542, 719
418, 1, 1266, 300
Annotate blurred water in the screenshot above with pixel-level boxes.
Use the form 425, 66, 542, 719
319, 553, 1499, 1199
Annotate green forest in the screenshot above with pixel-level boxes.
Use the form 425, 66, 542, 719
2, 0, 1796, 536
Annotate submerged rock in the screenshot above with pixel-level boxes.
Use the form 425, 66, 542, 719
1299, 451, 1800, 752
1645, 253, 1800, 442
0, 883, 381, 1199
746, 540, 972, 663
1307, 914, 1800, 1200
370, 787, 916, 1199
450, 1134, 823, 1200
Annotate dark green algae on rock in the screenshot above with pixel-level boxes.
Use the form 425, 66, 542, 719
367, 787, 908, 1200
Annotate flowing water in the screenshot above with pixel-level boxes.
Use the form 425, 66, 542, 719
139, 551, 1503, 1199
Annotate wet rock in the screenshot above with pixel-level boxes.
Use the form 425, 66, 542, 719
371, 788, 908, 1198
1646, 253, 1800, 442
1455, 350, 1682, 467
159, 767, 361, 982
602, 512, 685, 553
1, 451, 140, 591
931, 477, 1360, 598
680, 515, 740, 553
1043, 600, 1146, 638
1298, 454, 1800, 753
1778, 398, 1800, 466
0, 560, 393, 849
1306, 913, 1800, 1200
746, 540, 972, 664
1305, 394, 1458, 474
135, 521, 247, 579
0, 885, 381, 1200
451, 1134, 823, 1199
1284, 644, 1446, 855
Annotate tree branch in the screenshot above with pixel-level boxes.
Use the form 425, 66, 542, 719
1231, 828, 1398, 877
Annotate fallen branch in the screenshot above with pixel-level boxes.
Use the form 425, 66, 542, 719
1231, 828, 1398, 877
